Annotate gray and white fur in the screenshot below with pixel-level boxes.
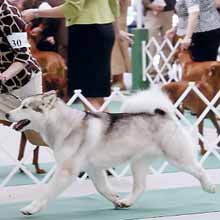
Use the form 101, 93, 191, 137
6, 87, 215, 215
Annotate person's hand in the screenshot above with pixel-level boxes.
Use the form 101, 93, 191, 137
0, 73, 10, 82
46, 36, 55, 45
22, 9, 37, 22
180, 36, 192, 50
148, 4, 164, 12
165, 28, 176, 39
118, 31, 134, 44
30, 27, 43, 37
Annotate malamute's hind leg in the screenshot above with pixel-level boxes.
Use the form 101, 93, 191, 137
164, 142, 216, 193
115, 157, 149, 208
169, 158, 215, 193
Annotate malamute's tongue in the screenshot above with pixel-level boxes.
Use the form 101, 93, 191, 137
13, 119, 31, 131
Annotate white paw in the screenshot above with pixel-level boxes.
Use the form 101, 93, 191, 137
20, 200, 47, 215
114, 198, 133, 209
203, 183, 216, 194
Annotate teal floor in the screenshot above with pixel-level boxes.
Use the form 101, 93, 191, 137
1, 186, 220, 220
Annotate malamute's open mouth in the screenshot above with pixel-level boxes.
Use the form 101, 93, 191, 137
13, 119, 31, 131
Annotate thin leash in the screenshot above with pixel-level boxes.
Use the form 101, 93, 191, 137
7, 92, 23, 102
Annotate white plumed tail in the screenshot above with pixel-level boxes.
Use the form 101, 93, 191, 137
121, 86, 174, 116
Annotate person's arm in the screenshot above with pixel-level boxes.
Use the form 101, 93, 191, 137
215, 0, 220, 9
111, 0, 134, 43
143, 0, 164, 12
0, 63, 26, 81
165, 25, 178, 39
22, 0, 85, 22
181, 0, 200, 49
22, 5, 65, 21
185, 11, 199, 39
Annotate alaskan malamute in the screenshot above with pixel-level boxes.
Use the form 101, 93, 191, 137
6, 88, 215, 215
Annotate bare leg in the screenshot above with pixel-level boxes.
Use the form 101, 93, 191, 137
115, 158, 149, 208
87, 168, 119, 205
112, 74, 126, 90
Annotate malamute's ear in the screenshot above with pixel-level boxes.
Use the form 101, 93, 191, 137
42, 90, 57, 109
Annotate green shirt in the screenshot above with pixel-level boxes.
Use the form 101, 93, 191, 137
61, 0, 120, 26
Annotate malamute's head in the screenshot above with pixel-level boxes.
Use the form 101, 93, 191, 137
6, 91, 58, 132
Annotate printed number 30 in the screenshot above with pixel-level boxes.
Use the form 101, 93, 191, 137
12, 39, 22, 47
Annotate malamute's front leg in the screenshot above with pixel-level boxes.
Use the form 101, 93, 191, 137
20, 165, 74, 215
115, 158, 149, 208
87, 168, 120, 205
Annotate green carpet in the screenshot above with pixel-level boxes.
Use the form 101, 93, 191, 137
0, 163, 54, 186
1, 186, 220, 220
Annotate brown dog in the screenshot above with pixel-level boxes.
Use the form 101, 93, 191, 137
0, 120, 47, 173
14, 36, 67, 173
175, 49, 220, 81
29, 37, 68, 102
163, 66, 220, 155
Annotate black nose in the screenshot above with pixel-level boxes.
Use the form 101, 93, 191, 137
5, 113, 9, 119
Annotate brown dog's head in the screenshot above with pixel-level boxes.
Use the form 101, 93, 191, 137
202, 64, 220, 87
172, 48, 193, 64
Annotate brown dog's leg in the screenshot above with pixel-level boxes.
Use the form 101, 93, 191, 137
18, 133, 27, 173
198, 119, 207, 155
209, 112, 220, 147
33, 146, 46, 174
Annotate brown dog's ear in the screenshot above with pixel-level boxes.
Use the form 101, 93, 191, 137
208, 65, 218, 77
42, 91, 57, 109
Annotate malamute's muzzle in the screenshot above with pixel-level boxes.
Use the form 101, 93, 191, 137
5, 113, 31, 131
12, 119, 31, 131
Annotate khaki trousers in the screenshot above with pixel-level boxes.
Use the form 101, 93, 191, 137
144, 10, 174, 71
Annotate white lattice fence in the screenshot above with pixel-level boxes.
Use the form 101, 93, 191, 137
0, 36, 220, 187
141, 36, 220, 174
1, 83, 220, 187
142, 37, 182, 83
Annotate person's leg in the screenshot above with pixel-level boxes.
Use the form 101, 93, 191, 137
111, 37, 126, 90
144, 11, 162, 75
160, 11, 174, 73
84, 24, 115, 111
